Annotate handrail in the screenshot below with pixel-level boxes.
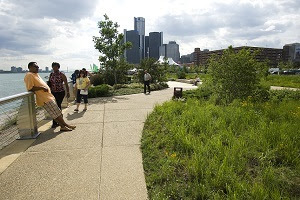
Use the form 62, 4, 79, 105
0, 80, 72, 105
0, 92, 33, 105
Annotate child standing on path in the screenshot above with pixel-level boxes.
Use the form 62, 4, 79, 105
74, 70, 90, 112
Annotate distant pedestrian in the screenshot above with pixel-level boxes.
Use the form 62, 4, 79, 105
82, 68, 93, 77
74, 70, 90, 112
24, 62, 76, 131
71, 70, 79, 102
144, 70, 151, 94
48, 62, 70, 128
71, 70, 79, 86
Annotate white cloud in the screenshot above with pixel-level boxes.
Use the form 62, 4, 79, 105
0, 0, 299, 70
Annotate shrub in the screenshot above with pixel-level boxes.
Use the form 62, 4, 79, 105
250, 85, 270, 102
88, 84, 109, 98
182, 85, 213, 100
269, 89, 300, 102
90, 73, 104, 86
176, 70, 186, 79
149, 82, 169, 91
113, 84, 127, 90
158, 82, 169, 89
208, 46, 267, 104
128, 83, 143, 88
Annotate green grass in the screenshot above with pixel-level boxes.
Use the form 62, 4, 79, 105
109, 87, 144, 96
141, 99, 300, 199
88, 82, 169, 97
167, 73, 211, 81
261, 75, 300, 88
109, 82, 168, 96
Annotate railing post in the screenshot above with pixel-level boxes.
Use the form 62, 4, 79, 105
17, 93, 40, 139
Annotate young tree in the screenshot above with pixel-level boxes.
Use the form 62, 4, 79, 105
93, 14, 131, 85
208, 46, 261, 104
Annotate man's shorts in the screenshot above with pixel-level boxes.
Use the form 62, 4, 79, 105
43, 100, 62, 119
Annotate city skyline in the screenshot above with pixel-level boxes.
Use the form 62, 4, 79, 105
0, 0, 299, 70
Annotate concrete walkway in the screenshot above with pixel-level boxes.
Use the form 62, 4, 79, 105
0, 81, 196, 200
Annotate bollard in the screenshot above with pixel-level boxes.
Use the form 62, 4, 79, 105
173, 87, 183, 98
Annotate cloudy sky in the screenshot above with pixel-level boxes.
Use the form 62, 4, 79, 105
0, 0, 299, 71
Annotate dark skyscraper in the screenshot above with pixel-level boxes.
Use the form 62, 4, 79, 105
134, 17, 145, 60
124, 30, 140, 64
149, 32, 163, 60
134, 17, 145, 36
145, 36, 149, 58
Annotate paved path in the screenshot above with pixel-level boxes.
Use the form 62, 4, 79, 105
0, 81, 196, 200
270, 86, 299, 91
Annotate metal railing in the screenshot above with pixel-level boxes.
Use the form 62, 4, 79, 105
0, 92, 40, 150
0, 82, 75, 150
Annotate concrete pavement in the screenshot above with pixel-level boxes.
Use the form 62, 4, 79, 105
0, 81, 197, 200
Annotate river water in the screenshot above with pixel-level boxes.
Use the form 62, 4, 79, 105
0, 72, 73, 99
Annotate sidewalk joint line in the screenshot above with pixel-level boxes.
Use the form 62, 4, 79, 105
98, 101, 105, 200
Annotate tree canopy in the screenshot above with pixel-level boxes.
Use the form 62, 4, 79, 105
93, 14, 131, 85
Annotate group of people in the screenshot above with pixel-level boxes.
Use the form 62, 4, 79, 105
24, 62, 91, 132
24, 62, 153, 131
70, 68, 91, 112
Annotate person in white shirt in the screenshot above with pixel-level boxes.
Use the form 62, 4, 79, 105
144, 70, 152, 94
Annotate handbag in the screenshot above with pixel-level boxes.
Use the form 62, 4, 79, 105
47, 80, 51, 87
80, 89, 88, 95
47, 73, 52, 88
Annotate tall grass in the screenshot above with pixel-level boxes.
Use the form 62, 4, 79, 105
261, 75, 300, 88
141, 99, 300, 199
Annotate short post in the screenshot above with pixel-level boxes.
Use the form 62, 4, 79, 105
17, 94, 40, 139
173, 87, 183, 98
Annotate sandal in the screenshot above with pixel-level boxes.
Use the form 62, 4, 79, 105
60, 127, 72, 132
68, 125, 76, 130
74, 109, 79, 112
83, 108, 87, 111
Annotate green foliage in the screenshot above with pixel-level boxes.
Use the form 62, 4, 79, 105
88, 84, 109, 98
93, 14, 132, 85
167, 65, 182, 73
141, 99, 300, 199
110, 82, 168, 96
269, 89, 300, 102
278, 60, 295, 70
183, 83, 299, 104
98, 58, 132, 86
261, 75, 300, 88
150, 82, 169, 91
182, 85, 214, 100
138, 58, 168, 83
176, 69, 186, 79
90, 73, 104, 86
208, 46, 266, 104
